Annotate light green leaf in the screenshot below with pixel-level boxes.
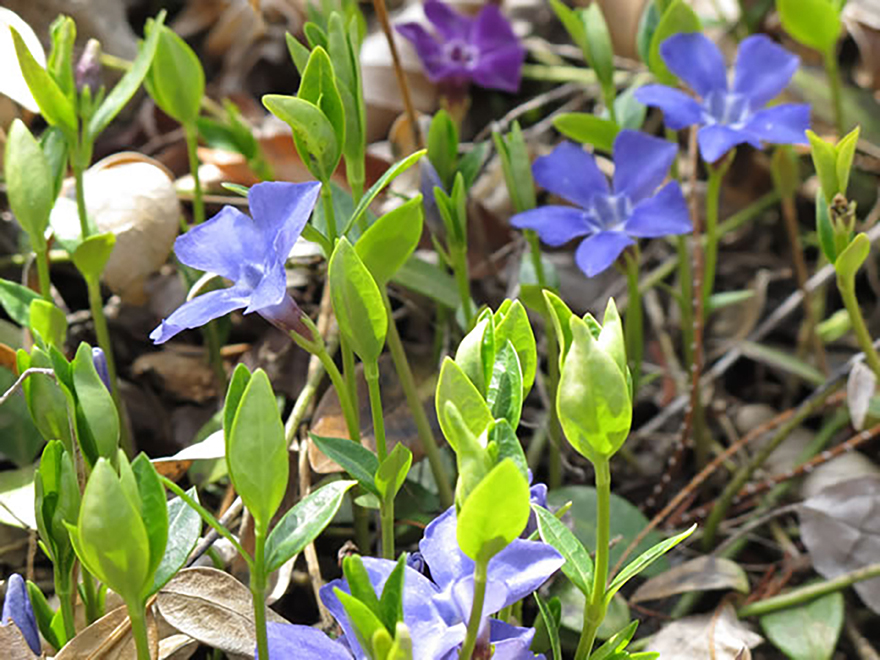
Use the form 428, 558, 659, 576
582, 4, 615, 94
355, 195, 424, 286
648, 0, 701, 85
834, 232, 870, 282
10, 27, 76, 134
835, 126, 860, 196
72, 233, 116, 283
150, 488, 201, 595
435, 357, 493, 451
393, 255, 459, 309
72, 342, 119, 462
534, 593, 562, 660
494, 299, 537, 396
553, 113, 619, 152
535, 504, 593, 596
777, 0, 841, 54
310, 433, 379, 496
375, 443, 412, 502
807, 130, 840, 200
4, 119, 53, 249
263, 95, 340, 182
427, 109, 459, 189
0, 278, 42, 327
486, 341, 523, 429
297, 46, 345, 168
760, 590, 843, 660
144, 22, 205, 126
29, 299, 67, 348
131, 454, 168, 594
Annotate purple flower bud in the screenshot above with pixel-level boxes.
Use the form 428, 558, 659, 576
76, 39, 102, 94
2, 574, 40, 655
91, 347, 111, 392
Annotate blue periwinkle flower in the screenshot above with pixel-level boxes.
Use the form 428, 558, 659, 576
151, 181, 321, 344
635, 33, 810, 163
91, 347, 111, 392
511, 130, 690, 277
2, 574, 40, 655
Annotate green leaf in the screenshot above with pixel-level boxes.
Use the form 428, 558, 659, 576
131, 454, 168, 594
494, 299, 537, 396
543, 290, 575, 365
150, 488, 201, 594
454, 316, 492, 396
807, 130, 840, 200
648, 0, 701, 85
72, 233, 116, 283
310, 433, 379, 495
378, 554, 407, 633
18, 347, 71, 449
486, 341, 523, 429
393, 255, 459, 309
26, 580, 63, 649
375, 443, 412, 502
457, 143, 487, 189
10, 27, 77, 134
549, 0, 589, 63
0, 279, 41, 327
223, 363, 251, 438
297, 46, 345, 167
582, 4, 615, 95
427, 109, 459, 190
285, 31, 311, 75
88, 11, 166, 141
816, 190, 837, 264
457, 459, 530, 562
635, 0, 663, 64
590, 620, 639, 660
228, 369, 288, 530
835, 126, 860, 196
613, 84, 647, 131
336, 587, 386, 655
35, 441, 78, 567
39, 127, 69, 200
760, 590, 843, 660
534, 593, 562, 660
29, 299, 67, 347
553, 113, 619, 152
72, 342, 119, 462
489, 418, 528, 480
265, 479, 355, 573
144, 22, 205, 126
738, 340, 825, 386
777, 0, 841, 54
47, 16, 76, 100
263, 94, 340, 182
329, 237, 387, 363
605, 524, 696, 603
355, 195, 424, 286
493, 121, 536, 213
834, 232, 870, 282
4, 119, 53, 249
435, 357, 493, 452
534, 504, 594, 596
327, 12, 366, 189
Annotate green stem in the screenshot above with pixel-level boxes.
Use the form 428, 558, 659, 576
623, 248, 643, 393
381, 290, 453, 508
837, 274, 880, 378
739, 561, 880, 618
81, 566, 100, 624
365, 362, 386, 461
341, 338, 360, 436
702, 159, 728, 308
73, 158, 91, 239
184, 124, 204, 225
677, 235, 694, 369
35, 249, 52, 301
314, 346, 360, 443
380, 495, 395, 561
322, 184, 337, 246
458, 558, 489, 660
55, 574, 76, 642
824, 49, 845, 137
525, 230, 547, 289
202, 320, 228, 387
546, 314, 563, 491
452, 246, 474, 330
126, 599, 152, 660
252, 525, 270, 660
575, 459, 610, 660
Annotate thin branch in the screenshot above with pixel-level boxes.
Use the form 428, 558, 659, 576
0, 368, 56, 406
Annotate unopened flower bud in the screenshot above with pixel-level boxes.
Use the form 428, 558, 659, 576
91, 347, 111, 392
76, 39, 102, 94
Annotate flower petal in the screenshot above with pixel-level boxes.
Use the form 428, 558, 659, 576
396, 23, 449, 81
472, 3, 520, 51
574, 231, 633, 277
660, 33, 728, 97
625, 182, 690, 238
488, 620, 541, 660
532, 142, 608, 208
733, 35, 799, 108
424, 0, 473, 41
150, 286, 251, 344
471, 45, 525, 93
248, 181, 322, 261
697, 124, 759, 163
2, 574, 39, 655
634, 84, 703, 130
510, 206, 594, 247
265, 622, 352, 659
245, 257, 287, 314
743, 103, 810, 146
419, 507, 468, 592
612, 130, 677, 203
173, 206, 262, 281
484, 539, 564, 608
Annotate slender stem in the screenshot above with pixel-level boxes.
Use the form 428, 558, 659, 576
824, 49, 845, 137
458, 558, 489, 660
341, 338, 360, 435
702, 159, 728, 308
452, 246, 474, 330
314, 347, 360, 443
381, 291, 453, 507
55, 575, 76, 642
184, 124, 204, 225
837, 274, 880, 378
574, 458, 611, 660
677, 235, 694, 369
739, 561, 880, 619
126, 599, 152, 660
202, 320, 228, 386
546, 315, 563, 491
624, 248, 643, 393
35, 250, 52, 301
252, 525, 269, 660
365, 363, 386, 461
322, 184, 337, 246
73, 158, 91, 239
81, 566, 101, 624
380, 495, 395, 561
524, 230, 547, 289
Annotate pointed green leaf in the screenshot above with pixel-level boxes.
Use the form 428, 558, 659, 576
355, 195, 424, 286
435, 358, 493, 451
553, 113, 620, 152
648, 1, 701, 85
777, 0, 841, 55
534, 593, 562, 660
4, 119, 53, 249
494, 299, 537, 396
72, 342, 119, 461
131, 454, 168, 592
835, 232, 870, 282
835, 126, 860, 197
534, 505, 594, 596
310, 434, 379, 496
378, 554, 407, 633
28, 299, 66, 348
427, 109, 459, 190
150, 487, 201, 594
144, 22, 205, 126
375, 443, 412, 502
72, 233, 116, 283
10, 27, 76, 134
486, 341, 523, 429
263, 94, 340, 181
298, 46, 345, 161
0, 278, 41, 327
807, 130, 840, 200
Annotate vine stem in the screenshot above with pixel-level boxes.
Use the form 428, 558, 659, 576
824, 49, 845, 137
322, 179, 337, 247
702, 151, 734, 307
126, 599, 152, 660
35, 250, 52, 301
184, 124, 204, 225
252, 524, 270, 660
623, 247, 643, 393
452, 246, 474, 330
837, 273, 880, 378
366, 361, 395, 560
56, 576, 76, 642
458, 558, 489, 660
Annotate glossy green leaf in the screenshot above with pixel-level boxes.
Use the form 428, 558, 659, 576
310, 433, 379, 496
144, 22, 205, 126
816, 190, 837, 264
553, 113, 619, 152
543, 290, 575, 365
150, 487, 201, 594
10, 28, 76, 134
35, 441, 78, 568
285, 31, 310, 74
777, 0, 841, 54
72, 233, 116, 283
648, 0, 701, 85
378, 554, 407, 633
327, 12, 366, 190
590, 620, 639, 660
760, 590, 843, 660
393, 255, 459, 309
263, 94, 340, 181
265, 479, 355, 572
336, 587, 386, 655
582, 3, 615, 93
329, 237, 387, 363
227, 369, 288, 530
494, 299, 537, 396
28, 299, 66, 348
375, 443, 412, 502
4, 119, 53, 249
534, 593, 562, 660
605, 524, 696, 602
490, 418, 528, 480
26, 580, 62, 649
835, 127, 860, 196
18, 348, 71, 448
486, 341, 523, 429
223, 363, 251, 438
72, 342, 119, 462
87, 11, 165, 141
47, 16, 76, 99
131, 454, 168, 592
457, 459, 530, 561
549, 0, 588, 63
534, 505, 594, 596
835, 232, 870, 282
807, 130, 840, 200
0, 279, 41, 327
454, 316, 492, 396
435, 357, 493, 451
635, 0, 663, 64
493, 121, 536, 213
427, 109, 459, 189
298, 46, 345, 164
355, 195, 424, 286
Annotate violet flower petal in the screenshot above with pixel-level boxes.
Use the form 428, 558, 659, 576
510, 206, 595, 247
265, 622, 352, 659
532, 142, 609, 208
697, 124, 760, 163
488, 619, 543, 660
396, 23, 447, 80
612, 130, 678, 203
149, 286, 251, 344
248, 181, 322, 261
173, 206, 262, 280
244, 256, 287, 314
660, 33, 728, 98
91, 347, 111, 392
574, 231, 634, 277
424, 0, 473, 41
624, 182, 690, 238
743, 103, 810, 145
2, 574, 40, 655
733, 35, 800, 108
633, 84, 703, 131
471, 46, 525, 93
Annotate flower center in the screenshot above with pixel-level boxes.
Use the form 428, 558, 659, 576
241, 263, 264, 289
444, 40, 479, 68
591, 194, 632, 231
704, 90, 749, 127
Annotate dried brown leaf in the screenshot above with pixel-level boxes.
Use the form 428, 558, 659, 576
631, 556, 749, 603
0, 623, 37, 660
55, 604, 158, 660
646, 603, 762, 660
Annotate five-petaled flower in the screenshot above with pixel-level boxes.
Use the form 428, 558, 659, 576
2, 574, 40, 656
511, 130, 690, 278
396, 0, 526, 94
635, 33, 810, 163
150, 182, 321, 344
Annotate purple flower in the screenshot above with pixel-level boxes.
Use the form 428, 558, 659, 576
91, 347, 111, 392
150, 182, 321, 344
511, 131, 690, 277
634, 33, 810, 163
396, 0, 526, 94
2, 574, 40, 655
266, 622, 353, 659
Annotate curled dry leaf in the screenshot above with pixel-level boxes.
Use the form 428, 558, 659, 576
158, 633, 199, 660
847, 361, 876, 431
0, 622, 37, 660
799, 476, 880, 614
630, 555, 749, 604
50, 153, 182, 304
646, 602, 763, 660
157, 567, 287, 657
55, 604, 159, 660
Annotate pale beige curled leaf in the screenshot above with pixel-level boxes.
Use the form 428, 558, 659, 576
0, 622, 37, 660
631, 555, 749, 603
847, 361, 877, 431
158, 633, 199, 660
646, 602, 762, 660
55, 603, 158, 659
0, 8, 45, 113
